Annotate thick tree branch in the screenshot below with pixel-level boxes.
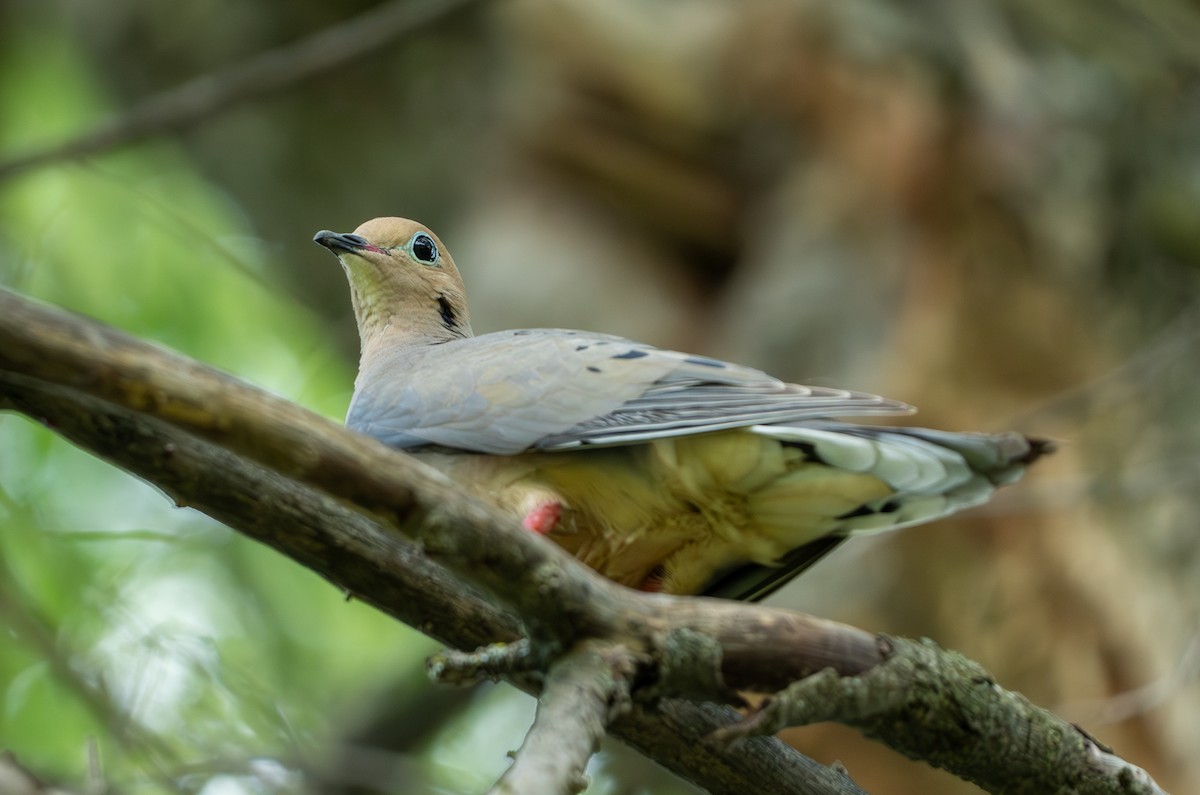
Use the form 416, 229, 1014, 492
0, 287, 1168, 795
0, 289, 860, 795
0, 374, 518, 651
0, 0, 482, 182
0, 287, 882, 686
0, 377, 855, 795
716, 638, 1169, 795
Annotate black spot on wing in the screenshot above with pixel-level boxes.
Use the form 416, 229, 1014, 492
576, 344, 589, 351
683, 355, 726, 368
613, 349, 649, 360
587, 366, 601, 373
833, 498, 901, 520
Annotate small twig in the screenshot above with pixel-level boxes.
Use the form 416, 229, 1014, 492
489, 640, 634, 795
428, 639, 540, 686
0, 0, 483, 182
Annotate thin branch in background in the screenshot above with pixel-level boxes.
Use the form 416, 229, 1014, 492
1059, 635, 1200, 726
0, 0, 484, 182
63, 163, 347, 384
85, 739, 105, 795
73, 163, 323, 318
1002, 290, 1200, 429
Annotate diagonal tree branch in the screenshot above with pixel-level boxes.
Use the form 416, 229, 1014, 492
0, 377, 865, 795
0, 287, 884, 685
0, 371, 519, 650
0, 290, 863, 795
0, 287, 1168, 795
0, 0, 483, 182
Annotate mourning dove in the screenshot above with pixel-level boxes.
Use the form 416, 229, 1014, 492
314, 218, 1049, 600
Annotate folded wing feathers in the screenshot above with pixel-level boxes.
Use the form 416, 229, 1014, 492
352, 328, 916, 453
536, 352, 912, 449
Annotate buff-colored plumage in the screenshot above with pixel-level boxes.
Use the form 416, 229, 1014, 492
315, 217, 1047, 599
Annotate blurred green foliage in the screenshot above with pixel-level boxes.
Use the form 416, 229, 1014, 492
0, 22, 458, 795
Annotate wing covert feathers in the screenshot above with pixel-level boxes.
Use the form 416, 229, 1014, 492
348, 328, 912, 454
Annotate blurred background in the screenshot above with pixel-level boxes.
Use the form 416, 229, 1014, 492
1, 0, 1199, 793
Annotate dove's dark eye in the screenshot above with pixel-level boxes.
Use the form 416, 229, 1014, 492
409, 233, 439, 265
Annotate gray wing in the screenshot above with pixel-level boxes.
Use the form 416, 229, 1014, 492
347, 329, 911, 454
536, 360, 909, 449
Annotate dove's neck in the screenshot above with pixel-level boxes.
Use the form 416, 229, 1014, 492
351, 278, 474, 354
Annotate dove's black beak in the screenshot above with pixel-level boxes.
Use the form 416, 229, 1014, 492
313, 230, 384, 254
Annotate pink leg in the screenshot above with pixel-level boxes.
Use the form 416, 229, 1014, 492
638, 566, 666, 593
521, 500, 563, 535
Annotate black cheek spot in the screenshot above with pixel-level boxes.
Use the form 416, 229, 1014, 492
437, 296, 457, 330
613, 349, 649, 360
587, 366, 601, 373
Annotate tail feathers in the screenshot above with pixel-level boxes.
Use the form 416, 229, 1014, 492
747, 421, 1046, 533
845, 425, 1051, 486
701, 422, 1048, 601
755, 421, 1045, 481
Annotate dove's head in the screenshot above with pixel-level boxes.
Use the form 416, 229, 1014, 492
314, 217, 473, 348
